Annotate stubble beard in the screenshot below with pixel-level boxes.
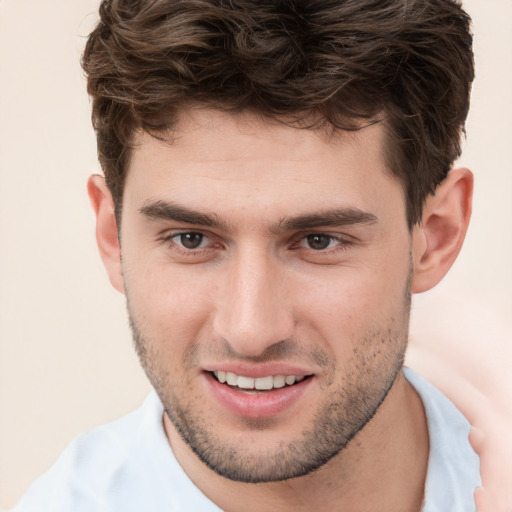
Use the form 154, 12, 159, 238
127, 278, 411, 483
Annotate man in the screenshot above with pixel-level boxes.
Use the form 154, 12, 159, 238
12, 0, 481, 510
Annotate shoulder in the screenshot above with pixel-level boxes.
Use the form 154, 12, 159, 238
12, 392, 223, 512
11, 393, 168, 512
404, 368, 482, 512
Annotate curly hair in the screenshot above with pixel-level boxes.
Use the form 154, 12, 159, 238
82, 0, 474, 227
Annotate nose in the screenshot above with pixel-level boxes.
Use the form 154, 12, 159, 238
212, 244, 294, 358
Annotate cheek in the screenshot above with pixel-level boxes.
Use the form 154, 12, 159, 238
123, 253, 216, 344
296, 261, 411, 350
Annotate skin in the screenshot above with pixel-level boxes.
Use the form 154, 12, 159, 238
89, 108, 473, 512
408, 337, 512, 512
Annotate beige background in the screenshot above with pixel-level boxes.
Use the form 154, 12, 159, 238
0, 0, 511, 509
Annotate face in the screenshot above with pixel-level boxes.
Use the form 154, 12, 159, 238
119, 110, 413, 483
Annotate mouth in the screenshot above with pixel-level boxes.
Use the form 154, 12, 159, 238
205, 368, 315, 418
211, 370, 312, 392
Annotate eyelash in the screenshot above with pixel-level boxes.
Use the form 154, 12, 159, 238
292, 233, 352, 252
158, 230, 353, 257
158, 231, 215, 255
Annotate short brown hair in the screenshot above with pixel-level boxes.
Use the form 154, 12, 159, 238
82, 0, 474, 227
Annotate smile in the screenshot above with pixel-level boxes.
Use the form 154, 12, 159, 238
213, 371, 309, 390
205, 368, 315, 418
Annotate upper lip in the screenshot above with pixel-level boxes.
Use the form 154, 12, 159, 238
203, 362, 314, 378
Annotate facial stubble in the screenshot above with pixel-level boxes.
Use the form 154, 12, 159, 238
127, 272, 412, 484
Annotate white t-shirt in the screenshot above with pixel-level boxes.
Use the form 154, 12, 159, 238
11, 369, 480, 512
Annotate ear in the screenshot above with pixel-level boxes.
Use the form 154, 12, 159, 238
87, 175, 125, 294
411, 167, 473, 293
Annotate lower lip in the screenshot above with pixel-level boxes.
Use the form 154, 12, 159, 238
204, 373, 313, 419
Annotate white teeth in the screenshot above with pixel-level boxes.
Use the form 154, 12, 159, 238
237, 376, 255, 389
255, 376, 273, 390
213, 371, 307, 390
285, 375, 296, 386
273, 375, 286, 388
226, 372, 238, 386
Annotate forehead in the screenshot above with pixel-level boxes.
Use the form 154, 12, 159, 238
125, 109, 405, 225
133, 109, 383, 170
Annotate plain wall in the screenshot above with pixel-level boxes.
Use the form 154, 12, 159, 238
1, 0, 511, 508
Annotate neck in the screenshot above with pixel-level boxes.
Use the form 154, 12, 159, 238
164, 370, 429, 512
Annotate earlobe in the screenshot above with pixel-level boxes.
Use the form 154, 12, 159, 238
87, 175, 125, 294
411, 168, 473, 293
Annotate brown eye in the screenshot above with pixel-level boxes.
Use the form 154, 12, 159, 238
305, 234, 333, 250
177, 232, 205, 249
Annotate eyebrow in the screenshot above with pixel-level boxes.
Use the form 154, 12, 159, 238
139, 200, 230, 230
139, 200, 378, 232
273, 208, 378, 233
